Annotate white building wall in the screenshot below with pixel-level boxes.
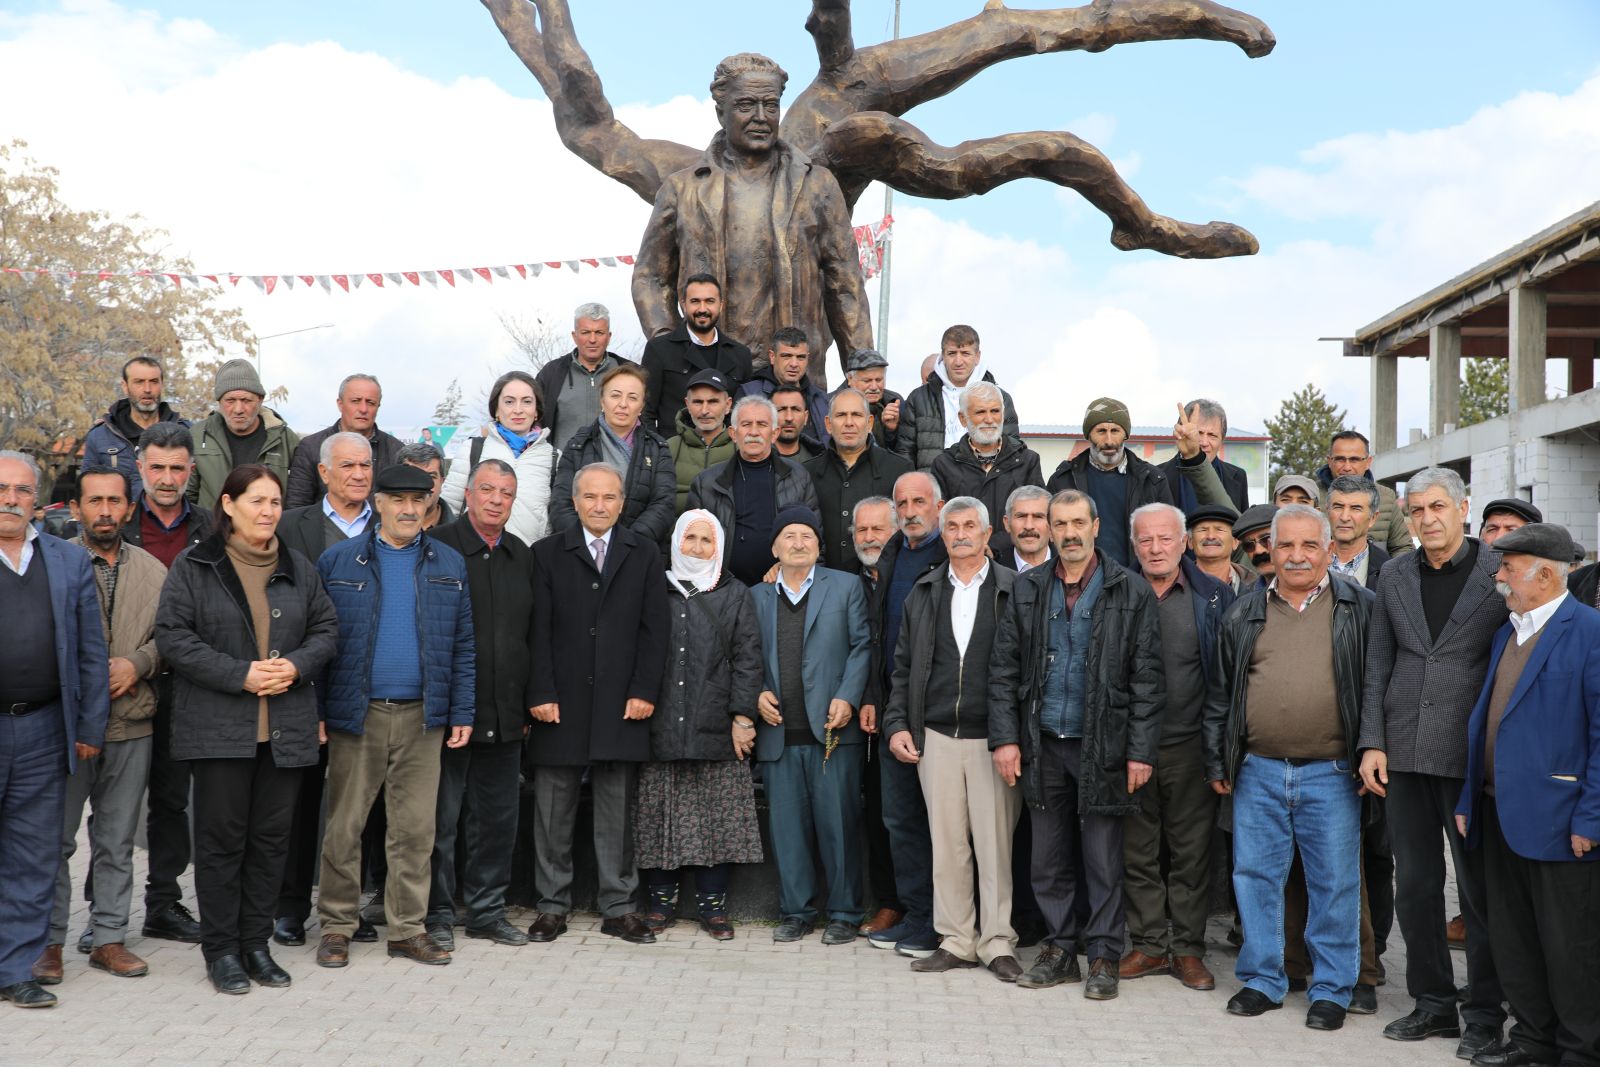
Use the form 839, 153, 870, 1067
1471, 435, 1600, 556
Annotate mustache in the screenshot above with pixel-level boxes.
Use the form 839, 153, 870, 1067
1199, 538, 1224, 548
1250, 552, 1272, 566
1059, 536, 1085, 549
950, 538, 975, 549
1281, 560, 1313, 571
1495, 581, 1513, 598
0, 505, 26, 519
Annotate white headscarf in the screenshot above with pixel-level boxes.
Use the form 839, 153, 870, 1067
667, 508, 724, 593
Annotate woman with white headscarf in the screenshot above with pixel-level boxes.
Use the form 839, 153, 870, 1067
635, 509, 764, 938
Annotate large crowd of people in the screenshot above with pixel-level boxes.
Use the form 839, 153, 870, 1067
1, 287, 1595, 1067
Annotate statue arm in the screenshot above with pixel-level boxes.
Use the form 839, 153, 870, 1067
631, 181, 683, 339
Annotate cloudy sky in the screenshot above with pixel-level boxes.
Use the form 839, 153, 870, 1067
3, 0, 1599, 440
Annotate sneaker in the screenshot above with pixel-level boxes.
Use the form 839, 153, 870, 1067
867, 918, 919, 951
893, 927, 940, 959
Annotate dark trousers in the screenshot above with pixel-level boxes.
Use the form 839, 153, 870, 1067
1364, 798, 1396, 956
531, 762, 638, 919
191, 744, 302, 963
1388, 769, 1506, 1026
144, 675, 191, 911
0, 705, 66, 987
879, 745, 933, 927
427, 741, 521, 928
764, 742, 865, 924
1123, 736, 1216, 958
863, 739, 900, 913
1031, 737, 1125, 961
1482, 799, 1600, 1065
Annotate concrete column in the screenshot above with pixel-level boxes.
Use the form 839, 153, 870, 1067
1370, 353, 1398, 454
1569, 343, 1595, 396
1508, 284, 1547, 412
1428, 323, 1461, 435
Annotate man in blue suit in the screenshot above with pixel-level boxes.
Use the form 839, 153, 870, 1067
0, 451, 110, 1008
1455, 523, 1600, 1067
751, 504, 871, 946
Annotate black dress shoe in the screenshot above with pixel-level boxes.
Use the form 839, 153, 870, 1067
1457, 1025, 1504, 1060
1383, 1008, 1461, 1042
1306, 1000, 1347, 1031
526, 913, 568, 943
821, 920, 857, 946
1349, 983, 1378, 1015
699, 915, 735, 941
1084, 958, 1120, 1001
1470, 1040, 1554, 1066
772, 918, 814, 943
0, 980, 57, 1008
600, 913, 657, 944
1017, 945, 1081, 989
426, 924, 455, 952
142, 902, 202, 943
909, 948, 979, 973
352, 917, 379, 943
207, 955, 251, 995
988, 956, 1024, 983
242, 949, 291, 988
465, 919, 530, 946
272, 917, 306, 947
1226, 988, 1283, 1017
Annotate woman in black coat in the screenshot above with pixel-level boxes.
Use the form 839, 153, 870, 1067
154, 465, 339, 995
635, 510, 765, 938
547, 363, 676, 548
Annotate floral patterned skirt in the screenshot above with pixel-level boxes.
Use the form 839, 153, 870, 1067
633, 759, 764, 870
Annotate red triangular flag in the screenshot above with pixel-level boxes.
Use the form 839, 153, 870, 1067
545, 261, 562, 269
368, 273, 384, 287
229, 274, 242, 286
581, 258, 599, 268
618, 255, 635, 266
263, 275, 278, 295
203, 274, 218, 284
403, 271, 420, 286
474, 267, 492, 283
439, 270, 455, 287
513, 264, 527, 278
299, 275, 315, 287
333, 275, 350, 292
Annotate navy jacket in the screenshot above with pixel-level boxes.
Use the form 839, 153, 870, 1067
1457, 595, 1600, 863
83, 399, 187, 498
315, 529, 475, 734
30, 534, 112, 771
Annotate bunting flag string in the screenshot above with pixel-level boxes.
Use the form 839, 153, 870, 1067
1, 216, 895, 295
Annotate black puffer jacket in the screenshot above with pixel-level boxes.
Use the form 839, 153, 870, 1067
651, 575, 765, 761
1204, 576, 1374, 788
548, 420, 677, 548
684, 455, 820, 570
929, 435, 1045, 560
893, 369, 1019, 470
154, 535, 340, 768
987, 549, 1165, 816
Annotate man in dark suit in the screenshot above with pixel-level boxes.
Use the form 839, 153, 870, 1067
1326, 475, 1390, 590
640, 274, 754, 435
1456, 522, 1600, 1067
525, 463, 669, 946
1359, 467, 1508, 1060
751, 506, 873, 946
285, 373, 404, 509
0, 450, 111, 1008
1157, 399, 1248, 514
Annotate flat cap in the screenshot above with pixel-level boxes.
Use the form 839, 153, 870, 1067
1187, 504, 1240, 531
846, 349, 889, 371
1232, 503, 1278, 539
1273, 474, 1322, 505
1490, 522, 1576, 564
374, 464, 435, 495
1481, 498, 1542, 525
685, 368, 733, 394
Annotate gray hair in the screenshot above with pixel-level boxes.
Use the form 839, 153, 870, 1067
1050, 488, 1098, 521
1271, 502, 1332, 544
1405, 466, 1467, 507
397, 441, 444, 467
320, 431, 373, 467
829, 387, 869, 417
574, 461, 625, 496
1129, 502, 1187, 541
731, 394, 778, 426
1523, 557, 1572, 582
338, 373, 382, 400
0, 449, 41, 488
1326, 474, 1380, 512
574, 301, 610, 325
940, 496, 991, 531
710, 52, 788, 107
1005, 484, 1051, 518
852, 495, 896, 527
960, 381, 1005, 418
1184, 398, 1228, 437
894, 470, 944, 503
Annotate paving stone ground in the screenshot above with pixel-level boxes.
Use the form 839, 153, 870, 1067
9, 834, 1473, 1067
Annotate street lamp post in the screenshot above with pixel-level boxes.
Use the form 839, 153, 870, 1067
253, 322, 334, 379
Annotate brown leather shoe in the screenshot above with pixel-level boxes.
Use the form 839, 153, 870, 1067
1118, 948, 1171, 979
859, 907, 903, 935
31, 945, 63, 986
909, 948, 979, 973
1447, 914, 1466, 948
988, 955, 1024, 983
526, 912, 568, 943
600, 913, 657, 945
89, 943, 149, 978
1171, 954, 1216, 990
316, 933, 350, 968
388, 933, 451, 965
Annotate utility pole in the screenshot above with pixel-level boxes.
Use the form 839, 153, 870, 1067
874, 0, 900, 358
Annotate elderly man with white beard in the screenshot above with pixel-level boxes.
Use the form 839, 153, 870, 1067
930, 384, 1045, 563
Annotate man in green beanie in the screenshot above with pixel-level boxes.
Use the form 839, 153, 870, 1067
1045, 397, 1174, 568
188, 358, 300, 510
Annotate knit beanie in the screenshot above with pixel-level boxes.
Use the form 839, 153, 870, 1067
214, 358, 266, 400
1082, 397, 1131, 438
771, 504, 823, 544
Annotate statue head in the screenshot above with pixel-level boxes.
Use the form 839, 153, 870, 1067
711, 53, 788, 156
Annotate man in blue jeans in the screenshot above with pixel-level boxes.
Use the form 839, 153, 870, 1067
1204, 504, 1373, 1031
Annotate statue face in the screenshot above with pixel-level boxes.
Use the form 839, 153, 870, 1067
720, 73, 783, 154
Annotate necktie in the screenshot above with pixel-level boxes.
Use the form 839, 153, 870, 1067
591, 537, 606, 572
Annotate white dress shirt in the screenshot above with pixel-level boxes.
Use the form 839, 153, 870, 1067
1510, 590, 1568, 646
0, 524, 39, 576
779, 565, 816, 606
948, 560, 990, 658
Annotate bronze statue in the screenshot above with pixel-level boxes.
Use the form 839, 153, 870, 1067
481, 0, 1275, 378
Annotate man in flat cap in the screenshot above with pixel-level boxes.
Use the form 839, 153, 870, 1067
189, 359, 300, 511
1046, 398, 1174, 568
751, 505, 872, 946
1456, 523, 1600, 1067
1233, 504, 1278, 588
313, 465, 475, 969
1479, 499, 1541, 548
1188, 504, 1253, 593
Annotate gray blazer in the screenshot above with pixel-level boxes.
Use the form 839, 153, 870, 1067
1359, 539, 1507, 778
749, 566, 872, 763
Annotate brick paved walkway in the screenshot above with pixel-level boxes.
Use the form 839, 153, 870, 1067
9, 838, 1471, 1067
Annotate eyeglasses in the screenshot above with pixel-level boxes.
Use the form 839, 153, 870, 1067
0, 483, 38, 500
1240, 534, 1271, 552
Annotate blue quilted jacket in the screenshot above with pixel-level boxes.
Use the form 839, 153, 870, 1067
315, 528, 475, 734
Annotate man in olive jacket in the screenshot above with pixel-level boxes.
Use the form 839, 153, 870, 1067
188, 360, 299, 512
666, 369, 737, 513
988, 488, 1164, 1000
